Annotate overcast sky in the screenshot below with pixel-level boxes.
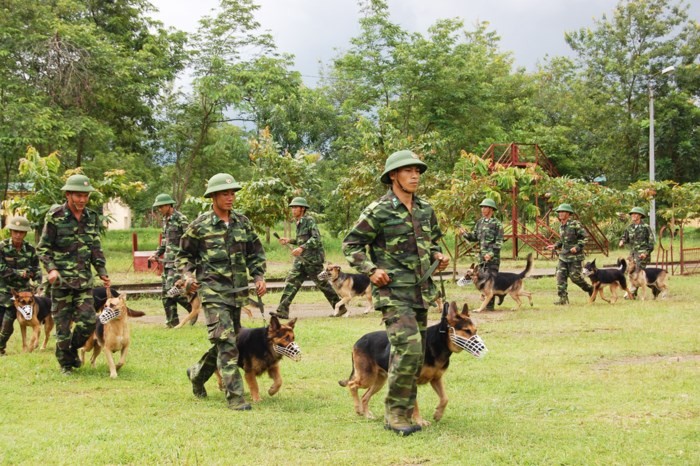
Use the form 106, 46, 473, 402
148, 0, 698, 85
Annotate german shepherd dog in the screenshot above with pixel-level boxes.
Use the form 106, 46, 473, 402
317, 263, 373, 316
626, 258, 669, 300
582, 258, 632, 303
338, 302, 486, 426
458, 253, 534, 312
236, 315, 302, 402
11, 290, 53, 352
80, 291, 145, 378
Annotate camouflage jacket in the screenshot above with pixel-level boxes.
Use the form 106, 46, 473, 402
155, 209, 189, 269
620, 222, 654, 257
554, 219, 587, 263
342, 190, 444, 310
289, 214, 325, 265
37, 203, 108, 289
463, 216, 504, 266
0, 240, 41, 305
177, 209, 266, 307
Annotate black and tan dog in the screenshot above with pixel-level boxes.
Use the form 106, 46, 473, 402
236, 315, 301, 402
11, 290, 53, 352
338, 302, 486, 426
582, 258, 632, 303
458, 253, 533, 312
80, 291, 145, 378
626, 258, 669, 301
317, 263, 373, 316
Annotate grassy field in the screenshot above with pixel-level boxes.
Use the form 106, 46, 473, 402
1, 266, 698, 465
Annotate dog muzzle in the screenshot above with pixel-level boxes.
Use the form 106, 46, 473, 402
166, 286, 182, 298
449, 329, 487, 358
273, 342, 302, 362
99, 306, 121, 324
317, 271, 329, 281
456, 277, 472, 287
17, 305, 33, 320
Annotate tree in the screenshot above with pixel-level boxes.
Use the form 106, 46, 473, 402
537, 0, 699, 186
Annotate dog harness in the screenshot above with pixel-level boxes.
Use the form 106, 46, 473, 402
99, 305, 120, 324
273, 342, 302, 362
448, 329, 487, 358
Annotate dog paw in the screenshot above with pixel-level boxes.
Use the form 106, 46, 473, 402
415, 418, 431, 427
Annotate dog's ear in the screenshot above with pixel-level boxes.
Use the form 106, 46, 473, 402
447, 301, 458, 322
333, 265, 341, 271
287, 317, 297, 328
11, 289, 18, 299
269, 315, 281, 331
592, 259, 596, 266
461, 303, 470, 317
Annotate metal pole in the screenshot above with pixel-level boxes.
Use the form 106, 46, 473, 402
649, 83, 656, 234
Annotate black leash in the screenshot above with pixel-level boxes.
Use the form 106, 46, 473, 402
231, 284, 267, 326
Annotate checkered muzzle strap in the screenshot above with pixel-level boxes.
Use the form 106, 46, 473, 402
17, 304, 33, 320
456, 276, 472, 287
449, 328, 487, 358
166, 286, 182, 298
99, 305, 121, 324
273, 342, 302, 362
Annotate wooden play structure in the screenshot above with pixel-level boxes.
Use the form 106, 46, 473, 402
453, 143, 609, 272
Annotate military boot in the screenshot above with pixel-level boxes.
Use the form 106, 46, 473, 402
384, 409, 421, 436
331, 305, 348, 317
553, 295, 569, 305
228, 397, 252, 411
187, 367, 207, 398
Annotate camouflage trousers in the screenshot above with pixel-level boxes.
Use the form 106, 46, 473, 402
479, 262, 500, 309
51, 287, 96, 369
382, 305, 427, 414
161, 268, 192, 327
277, 261, 340, 316
188, 302, 245, 404
556, 260, 593, 298
629, 252, 651, 270
0, 305, 16, 351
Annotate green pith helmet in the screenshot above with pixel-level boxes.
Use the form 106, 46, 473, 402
288, 197, 310, 208
629, 207, 647, 217
5, 216, 31, 232
152, 193, 175, 208
203, 173, 242, 198
61, 174, 95, 192
555, 203, 575, 214
479, 198, 497, 209
380, 150, 428, 184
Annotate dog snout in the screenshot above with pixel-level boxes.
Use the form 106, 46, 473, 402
317, 271, 328, 281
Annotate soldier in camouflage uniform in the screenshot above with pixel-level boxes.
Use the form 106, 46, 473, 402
459, 198, 504, 310
0, 216, 41, 355
37, 175, 110, 374
546, 203, 593, 305
178, 173, 267, 411
148, 193, 192, 328
618, 207, 654, 270
275, 197, 346, 318
343, 150, 449, 436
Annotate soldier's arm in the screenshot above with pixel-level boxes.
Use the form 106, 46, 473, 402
28, 248, 41, 281
429, 209, 444, 258
37, 215, 58, 273
342, 208, 379, 276
0, 247, 12, 279
575, 224, 587, 252
245, 225, 267, 282
177, 225, 200, 276
300, 218, 322, 251
89, 216, 108, 278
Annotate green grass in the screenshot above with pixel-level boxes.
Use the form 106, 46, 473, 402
1, 274, 698, 465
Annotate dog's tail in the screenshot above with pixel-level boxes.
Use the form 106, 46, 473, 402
127, 308, 146, 318
518, 253, 533, 279
617, 257, 627, 273
338, 355, 355, 387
